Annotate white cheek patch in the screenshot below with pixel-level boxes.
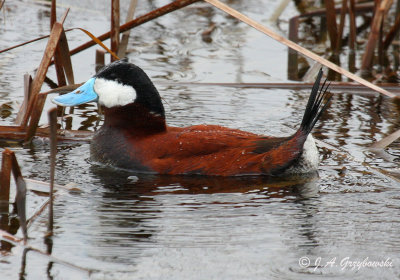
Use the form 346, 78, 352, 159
94, 78, 137, 108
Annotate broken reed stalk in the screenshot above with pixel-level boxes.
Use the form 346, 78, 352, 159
0, 229, 22, 243
22, 9, 70, 140
15, 75, 33, 126
51, 0, 57, 28
22, 22, 63, 129
173, 81, 400, 94
57, 29, 75, 85
383, 12, 400, 50
378, 15, 385, 68
0, 149, 13, 202
348, 0, 357, 50
111, 0, 120, 62
14, 176, 27, 243
25, 93, 48, 143
336, 0, 348, 52
296, 2, 373, 19
25, 183, 63, 229
23, 15, 72, 142
95, 49, 106, 73
27, 197, 51, 229
0, 149, 28, 242
0, 125, 93, 142
11, 152, 27, 243
269, 0, 291, 22
69, 0, 201, 57
0, 34, 56, 54
51, 1, 68, 87
53, 52, 67, 88
288, 16, 299, 79
0, 5, 69, 56
25, 180, 80, 229
371, 128, 400, 149
325, 0, 338, 50
360, 0, 394, 72
285, 2, 373, 78
288, 2, 373, 77
204, 0, 396, 98
117, 0, 138, 58
47, 108, 57, 235
71, 27, 119, 61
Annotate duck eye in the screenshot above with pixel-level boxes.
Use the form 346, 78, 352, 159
75, 90, 82, 94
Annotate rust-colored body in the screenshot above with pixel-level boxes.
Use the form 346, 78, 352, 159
91, 105, 305, 176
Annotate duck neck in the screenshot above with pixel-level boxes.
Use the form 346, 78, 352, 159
102, 102, 167, 135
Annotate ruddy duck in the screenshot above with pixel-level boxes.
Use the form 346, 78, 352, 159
52, 61, 332, 176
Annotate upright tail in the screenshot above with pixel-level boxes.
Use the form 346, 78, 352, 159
299, 68, 332, 135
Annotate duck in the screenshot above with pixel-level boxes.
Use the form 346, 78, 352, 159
52, 60, 332, 176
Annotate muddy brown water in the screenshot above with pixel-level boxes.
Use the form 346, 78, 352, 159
0, 1, 399, 279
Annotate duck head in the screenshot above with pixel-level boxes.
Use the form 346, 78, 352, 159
52, 61, 166, 133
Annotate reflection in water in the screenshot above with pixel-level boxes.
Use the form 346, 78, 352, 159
87, 164, 320, 268
91, 164, 320, 196
44, 236, 54, 280
0, 203, 21, 252
18, 248, 29, 280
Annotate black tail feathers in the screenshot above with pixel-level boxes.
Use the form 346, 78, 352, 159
299, 68, 332, 135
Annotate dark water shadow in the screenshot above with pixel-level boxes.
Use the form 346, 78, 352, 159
84, 164, 324, 274
89, 164, 321, 250
90, 164, 320, 198
0, 202, 22, 252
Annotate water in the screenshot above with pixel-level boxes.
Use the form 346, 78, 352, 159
0, 0, 400, 279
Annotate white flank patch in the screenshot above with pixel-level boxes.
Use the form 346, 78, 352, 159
286, 134, 320, 174
94, 78, 137, 108
302, 134, 320, 169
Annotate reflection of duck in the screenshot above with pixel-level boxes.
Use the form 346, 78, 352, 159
90, 164, 319, 198
53, 61, 331, 176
